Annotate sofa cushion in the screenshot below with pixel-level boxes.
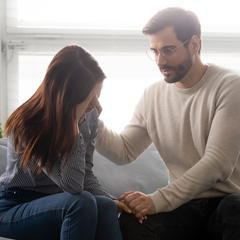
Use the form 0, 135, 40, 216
93, 144, 168, 198
0, 138, 168, 198
0, 139, 8, 176
0, 138, 7, 147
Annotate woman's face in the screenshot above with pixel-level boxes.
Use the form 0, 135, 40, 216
85, 80, 103, 113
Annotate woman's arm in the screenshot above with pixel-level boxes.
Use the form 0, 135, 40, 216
83, 108, 116, 199
45, 134, 86, 193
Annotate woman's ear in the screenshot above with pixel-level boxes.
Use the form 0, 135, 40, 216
189, 35, 200, 55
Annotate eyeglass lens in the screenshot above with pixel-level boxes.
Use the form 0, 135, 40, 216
147, 49, 173, 61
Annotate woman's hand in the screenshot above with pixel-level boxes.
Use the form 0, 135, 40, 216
75, 88, 97, 135
113, 199, 148, 224
118, 191, 156, 223
113, 200, 132, 213
96, 104, 103, 117
75, 88, 97, 122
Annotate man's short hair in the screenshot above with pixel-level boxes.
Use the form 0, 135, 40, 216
142, 7, 202, 54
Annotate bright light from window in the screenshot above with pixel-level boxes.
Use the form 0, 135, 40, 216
19, 52, 240, 132
15, 0, 240, 133
17, 0, 240, 32
19, 54, 160, 132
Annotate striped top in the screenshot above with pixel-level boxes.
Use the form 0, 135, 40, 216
0, 108, 114, 199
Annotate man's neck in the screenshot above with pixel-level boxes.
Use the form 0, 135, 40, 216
175, 58, 208, 89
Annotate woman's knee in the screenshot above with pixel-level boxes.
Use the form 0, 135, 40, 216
95, 196, 119, 221
95, 196, 117, 213
63, 191, 97, 216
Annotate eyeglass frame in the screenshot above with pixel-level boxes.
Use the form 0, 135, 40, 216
146, 39, 189, 62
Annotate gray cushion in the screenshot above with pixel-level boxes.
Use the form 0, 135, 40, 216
93, 144, 168, 197
0, 139, 168, 198
0, 139, 14, 239
0, 139, 7, 176
0, 138, 7, 147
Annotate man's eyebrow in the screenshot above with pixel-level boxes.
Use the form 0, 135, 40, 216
150, 45, 176, 50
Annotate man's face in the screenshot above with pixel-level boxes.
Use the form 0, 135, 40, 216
149, 26, 193, 84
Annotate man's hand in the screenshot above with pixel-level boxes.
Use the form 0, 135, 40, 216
113, 199, 132, 213
118, 191, 156, 221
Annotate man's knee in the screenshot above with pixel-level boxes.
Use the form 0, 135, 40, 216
216, 194, 240, 239
119, 211, 138, 228
119, 211, 143, 239
218, 194, 240, 219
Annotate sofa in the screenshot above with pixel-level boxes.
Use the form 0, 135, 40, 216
0, 137, 168, 240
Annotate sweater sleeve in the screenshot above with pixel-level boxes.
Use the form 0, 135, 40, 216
96, 92, 153, 165
149, 76, 240, 213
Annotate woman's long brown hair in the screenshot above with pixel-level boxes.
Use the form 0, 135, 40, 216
4, 45, 106, 173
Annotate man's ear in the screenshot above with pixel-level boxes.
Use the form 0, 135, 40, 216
189, 35, 200, 54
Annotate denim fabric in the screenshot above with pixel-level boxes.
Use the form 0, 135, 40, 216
120, 195, 240, 240
0, 185, 122, 240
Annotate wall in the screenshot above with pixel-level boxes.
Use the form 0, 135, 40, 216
0, 0, 7, 126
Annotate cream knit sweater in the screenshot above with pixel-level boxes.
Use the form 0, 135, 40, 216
96, 63, 240, 213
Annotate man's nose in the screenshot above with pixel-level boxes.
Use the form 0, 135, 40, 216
156, 53, 168, 66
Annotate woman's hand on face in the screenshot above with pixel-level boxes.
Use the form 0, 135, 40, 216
96, 104, 103, 117
75, 88, 97, 122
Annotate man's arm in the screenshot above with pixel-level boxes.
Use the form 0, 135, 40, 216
98, 74, 240, 219
120, 76, 240, 217
96, 94, 153, 165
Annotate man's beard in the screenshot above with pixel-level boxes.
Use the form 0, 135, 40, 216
160, 51, 193, 84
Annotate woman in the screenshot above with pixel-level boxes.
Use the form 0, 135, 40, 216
0, 45, 124, 240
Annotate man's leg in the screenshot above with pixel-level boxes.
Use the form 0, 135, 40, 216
206, 194, 240, 240
119, 199, 205, 240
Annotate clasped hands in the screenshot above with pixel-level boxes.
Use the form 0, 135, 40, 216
113, 191, 156, 224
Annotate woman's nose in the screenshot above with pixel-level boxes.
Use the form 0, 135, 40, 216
95, 98, 100, 107
92, 96, 100, 107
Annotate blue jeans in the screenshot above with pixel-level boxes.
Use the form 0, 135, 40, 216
0, 185, 122, 240
120, 195, 240, 240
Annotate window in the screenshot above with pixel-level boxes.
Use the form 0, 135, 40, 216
9, 0, 240, 33
3, 0, 240, 131
19, 53, 160, 132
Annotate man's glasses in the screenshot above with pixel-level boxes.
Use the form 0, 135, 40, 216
146, 39, 189, 61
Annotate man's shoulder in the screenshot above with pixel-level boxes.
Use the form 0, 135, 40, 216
209, 63, 240, 79
205, 64, 240, 99
144, 80, 166, 95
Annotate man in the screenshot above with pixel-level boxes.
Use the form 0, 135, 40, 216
96, 7, 240, 240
